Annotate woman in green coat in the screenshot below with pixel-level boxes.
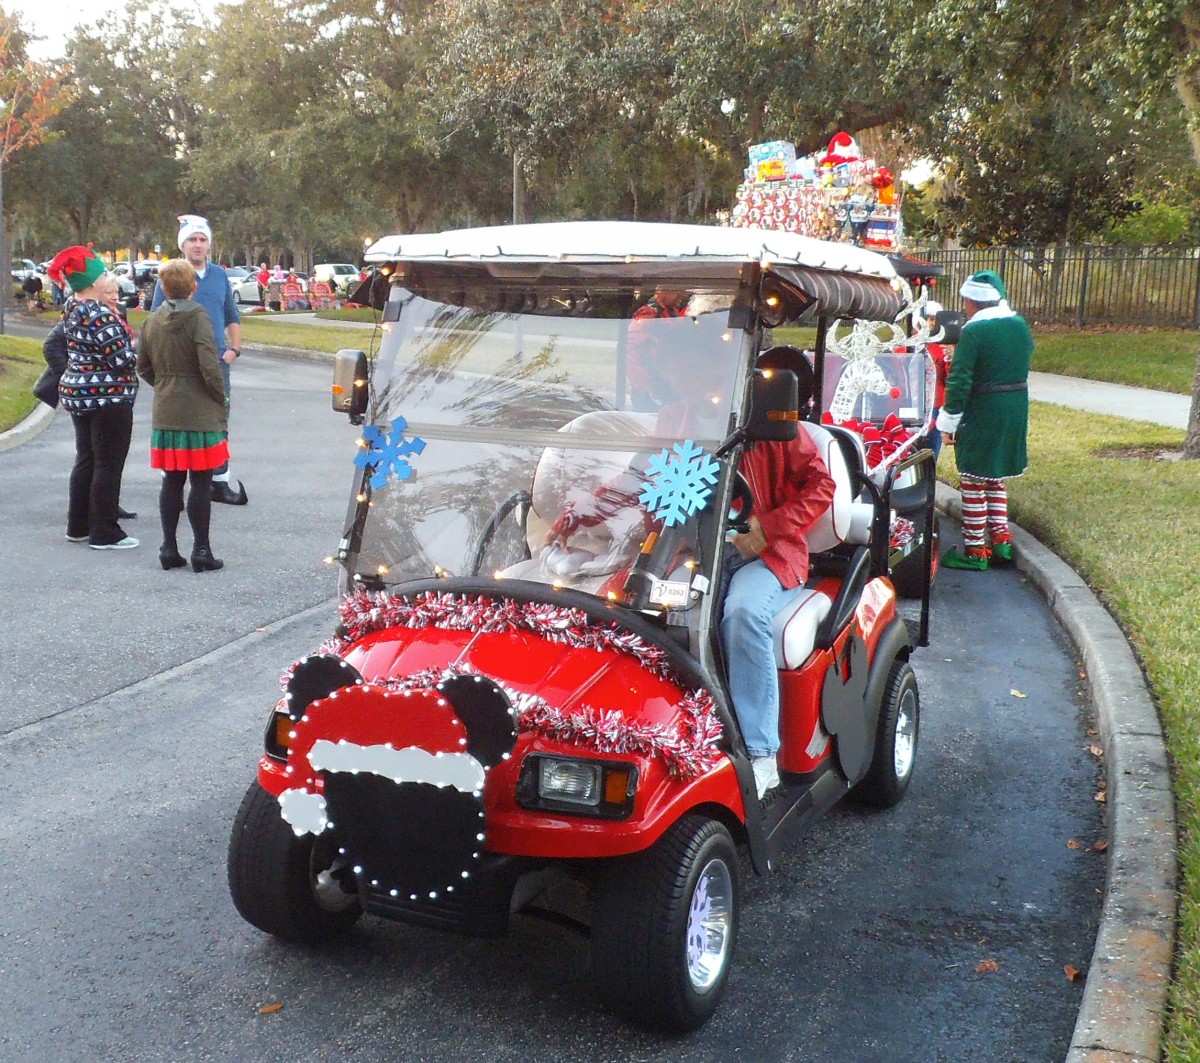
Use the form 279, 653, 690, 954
136, 259, 229, 573
935, 270, 1034, 571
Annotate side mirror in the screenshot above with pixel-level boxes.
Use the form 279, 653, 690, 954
332, 348, 369, 423
935, 310, 964, 345
747, 368, 799, 442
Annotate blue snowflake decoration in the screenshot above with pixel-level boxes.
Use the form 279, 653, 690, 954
354, 416, 427, 490
639, 440, 720, 528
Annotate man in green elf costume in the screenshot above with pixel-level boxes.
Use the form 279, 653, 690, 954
935, 270, 1034, 571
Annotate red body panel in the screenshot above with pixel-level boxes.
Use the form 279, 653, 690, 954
258, 623, 747, 860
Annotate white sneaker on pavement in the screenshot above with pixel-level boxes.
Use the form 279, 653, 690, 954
751, 755, 780, 799
90, 537, 139, 550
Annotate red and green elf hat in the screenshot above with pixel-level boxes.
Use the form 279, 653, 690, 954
47, 246, 107, 292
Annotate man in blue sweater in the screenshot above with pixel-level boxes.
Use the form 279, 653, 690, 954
152, 214, 248, 505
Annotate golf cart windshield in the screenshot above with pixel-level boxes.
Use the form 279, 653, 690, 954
349, 272, 748, 622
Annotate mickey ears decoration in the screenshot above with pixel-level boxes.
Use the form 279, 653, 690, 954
285, 654, 364, 721
436, 673, 518, 768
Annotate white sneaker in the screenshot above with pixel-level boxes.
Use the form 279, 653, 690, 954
751, 755, 780, 799
90, 537, 139, 550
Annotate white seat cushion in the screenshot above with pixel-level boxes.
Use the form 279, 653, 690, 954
799, 422, 853, 552
772, 588, 833, 669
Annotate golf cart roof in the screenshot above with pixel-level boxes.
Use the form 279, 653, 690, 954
364, 221, 899, 281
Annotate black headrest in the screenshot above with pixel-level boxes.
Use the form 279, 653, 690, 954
757, 345, 816, 411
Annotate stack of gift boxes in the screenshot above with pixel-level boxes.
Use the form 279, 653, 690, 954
729, 133, 903, 250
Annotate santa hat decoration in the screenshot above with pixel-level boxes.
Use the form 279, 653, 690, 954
960, 270, 1008, 303
46, 245, 107, 292
821, 131, 861, 166
177, 214, 212, 249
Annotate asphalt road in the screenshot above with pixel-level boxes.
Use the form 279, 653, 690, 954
0, 350, 1104, 1062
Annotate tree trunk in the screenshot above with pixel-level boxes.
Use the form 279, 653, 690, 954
1173, 7, 1200, 456
1183, 346, 1200, 458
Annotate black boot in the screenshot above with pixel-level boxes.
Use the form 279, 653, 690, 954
191, 546, 224, 572
159, 546, 187, 570
118, 506, 138, 520
211, 480, 248, 506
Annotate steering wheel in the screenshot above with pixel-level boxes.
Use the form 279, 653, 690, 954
466, 490, 532, 576
728, 471, 753, 534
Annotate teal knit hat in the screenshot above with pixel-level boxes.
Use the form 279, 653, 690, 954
47, 246, 107, 292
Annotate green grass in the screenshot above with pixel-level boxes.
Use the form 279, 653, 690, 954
940, 404, 1200, 1060
0, 336, 48, 430
1032, 329, 1197, 395
315, 307, 379, 323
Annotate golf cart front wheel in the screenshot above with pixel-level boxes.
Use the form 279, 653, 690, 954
856, 660, 919, 808
591, 814, 739, 1032
227, 781, 362, 942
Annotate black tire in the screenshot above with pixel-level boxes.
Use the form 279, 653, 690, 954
891, 513, 939, 599
591, 815, 739, 1032
227, 781, 362, 942
856, 660, 919, 808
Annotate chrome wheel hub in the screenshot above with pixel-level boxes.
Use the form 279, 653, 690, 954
685, 856, 734, 991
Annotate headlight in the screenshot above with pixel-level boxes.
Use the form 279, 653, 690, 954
264, 704, 292, 761
517, 755, 637, 819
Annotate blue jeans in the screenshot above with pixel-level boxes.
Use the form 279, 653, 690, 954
720, 559, 807, 757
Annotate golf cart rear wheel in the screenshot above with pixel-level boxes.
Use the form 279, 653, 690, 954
227, 781, 362, 942
891, 514, 939, 599
856, 660, 919, 808
591, 814, 739, 1032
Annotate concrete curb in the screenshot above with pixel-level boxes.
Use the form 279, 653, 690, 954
936, 484, 1176, 1063
0, 401, 56, 453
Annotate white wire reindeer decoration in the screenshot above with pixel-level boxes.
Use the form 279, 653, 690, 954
826, 282, 943, 425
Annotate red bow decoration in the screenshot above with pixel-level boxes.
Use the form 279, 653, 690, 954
823, 412, 913, 470
46, 246, 97, 285
870, 167, 895, 189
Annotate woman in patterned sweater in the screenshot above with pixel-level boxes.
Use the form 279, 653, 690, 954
48, 246, 140, 550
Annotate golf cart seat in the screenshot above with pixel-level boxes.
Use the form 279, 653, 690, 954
770, 421, 874, 669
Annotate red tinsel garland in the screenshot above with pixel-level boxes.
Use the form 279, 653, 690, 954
281, 591, 725, 780
376, 662, 724, 780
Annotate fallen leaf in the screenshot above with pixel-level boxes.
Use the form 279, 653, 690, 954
1064, 965, 1082, 982
975, 959, 1000, 974
1093, 839, 1109, 853
1088, 744, 1104, 758
1094, 790, 1108, 803
258, 1003, 284, 1014
1079, 671, 1088, 681
1066, 838, 1082, 850
1010, 689, 1027, 699
1086, 727, 1098, 736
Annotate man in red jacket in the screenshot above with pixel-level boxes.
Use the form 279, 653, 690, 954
723, 347, 835, 798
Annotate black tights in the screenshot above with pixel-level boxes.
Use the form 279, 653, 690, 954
160, 470, 213, 554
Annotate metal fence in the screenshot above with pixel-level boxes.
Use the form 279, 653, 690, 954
909, 245, 1200, 328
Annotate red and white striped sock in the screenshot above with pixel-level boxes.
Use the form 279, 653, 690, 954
985, 480, 1010, 542
960, 476, 988, 549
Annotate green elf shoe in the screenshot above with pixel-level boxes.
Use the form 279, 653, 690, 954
991, 541, 1014, 565
942, 546, 990, 571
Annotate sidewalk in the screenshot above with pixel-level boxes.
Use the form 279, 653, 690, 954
1030, 371, 1191, 430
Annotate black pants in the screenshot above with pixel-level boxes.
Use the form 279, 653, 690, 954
68, 404, 134, 546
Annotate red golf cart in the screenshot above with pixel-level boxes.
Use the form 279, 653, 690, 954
227, 221, 932, 1031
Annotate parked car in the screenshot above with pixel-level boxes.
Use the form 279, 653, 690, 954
225, 266, 251, 289
312, 262, 363, 295
11, 258, 39, 283
113, 260, 162, 286
114, 274, 140, 309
